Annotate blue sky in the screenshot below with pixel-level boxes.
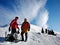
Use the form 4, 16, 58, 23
45, 0, 60, 32
0, 0, 60, 32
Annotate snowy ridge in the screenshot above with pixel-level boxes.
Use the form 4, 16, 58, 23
0, 25, 60, 45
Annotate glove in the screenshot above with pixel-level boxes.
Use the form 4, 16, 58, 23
9, 26, 11, 32
28, 26, 30, 31
17, 28, 20, 34
17, 31, 20, 34
28, 28, 30, 31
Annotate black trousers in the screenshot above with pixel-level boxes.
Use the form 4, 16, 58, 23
7, 28, 16, 41
21, 32, 28, 41
11, 28, 16, 35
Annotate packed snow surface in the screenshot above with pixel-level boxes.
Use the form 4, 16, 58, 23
0, 25, 60, 45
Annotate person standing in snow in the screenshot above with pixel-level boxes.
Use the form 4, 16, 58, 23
21, 18, 30, 42
10, 16, 19, 35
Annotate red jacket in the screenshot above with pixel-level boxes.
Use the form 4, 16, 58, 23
21, 22, 30, 33
10, 19, 19, 29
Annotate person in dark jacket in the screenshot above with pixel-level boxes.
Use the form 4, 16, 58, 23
21, 18, 30, 42
10, 16, 19, 35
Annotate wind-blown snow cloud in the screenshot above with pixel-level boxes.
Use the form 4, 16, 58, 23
0, 0, 48, 28
35, 8, 49, 28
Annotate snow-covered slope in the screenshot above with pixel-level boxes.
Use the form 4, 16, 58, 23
0, 25, 60, 45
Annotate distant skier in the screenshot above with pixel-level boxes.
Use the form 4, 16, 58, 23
21, 18, 30, 42
45, 29, 48, 33
41, 28, 44, 33
10, 16, 19, 36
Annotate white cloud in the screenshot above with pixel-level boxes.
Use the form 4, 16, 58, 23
14, 0, 48, 24
0, 0, 48, 28
36, 9, 49, 28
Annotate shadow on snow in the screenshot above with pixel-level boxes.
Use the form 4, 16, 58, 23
0, 37, 5, 43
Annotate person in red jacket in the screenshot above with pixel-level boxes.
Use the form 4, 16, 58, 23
10, 16, 19, 35
21, 18, 30, 42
